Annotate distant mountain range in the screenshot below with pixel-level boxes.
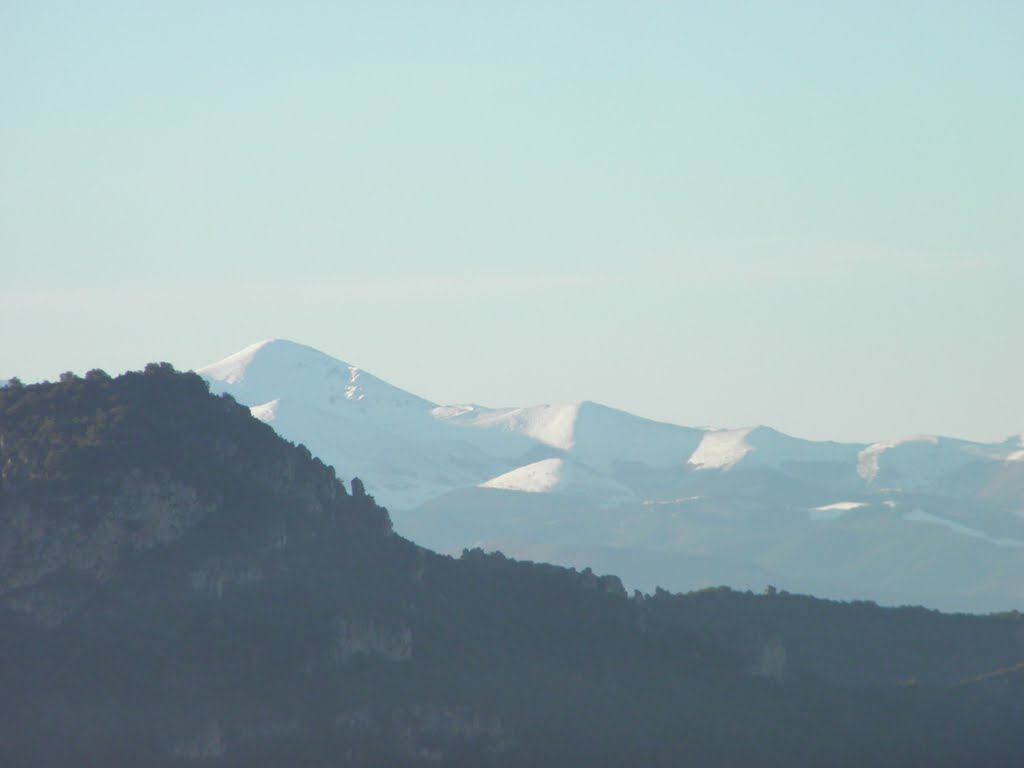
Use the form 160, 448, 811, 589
199, 339, 1024, 613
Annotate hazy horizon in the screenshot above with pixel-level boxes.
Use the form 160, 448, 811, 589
3, 2, 1021, 444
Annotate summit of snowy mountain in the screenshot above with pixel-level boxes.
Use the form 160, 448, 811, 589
199, 338, 341, 388
199, 339, 435, 424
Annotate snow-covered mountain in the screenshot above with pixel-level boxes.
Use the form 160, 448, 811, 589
198, 339, 1024, 612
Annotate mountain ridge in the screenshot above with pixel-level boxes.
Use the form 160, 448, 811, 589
200, 338, 1024, 470
194, 340, 1024, 612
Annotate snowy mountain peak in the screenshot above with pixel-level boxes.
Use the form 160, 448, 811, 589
197, 338, 321, 385
198, 339, 436, 419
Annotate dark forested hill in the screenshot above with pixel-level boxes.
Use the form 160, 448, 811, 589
1, 367, 1023, 766
646, 586, 1024, 687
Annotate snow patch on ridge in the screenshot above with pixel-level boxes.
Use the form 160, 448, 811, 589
199, 339, 276, 385
688, 428, 754, 469
431, 404, 478, 420
1008, 435, 1024, 462
478, 457, 638, 502
814, 501, 867, 511
857, 436, 939, 482
480, 458, 565, 493
249, 399, 280, 422
809, 501, 866, 521
445, 403, 582, 451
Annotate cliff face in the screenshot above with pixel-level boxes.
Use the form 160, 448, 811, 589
2, 368, 1024, 767
0, 366, 388, 632
3, 473, 211, 610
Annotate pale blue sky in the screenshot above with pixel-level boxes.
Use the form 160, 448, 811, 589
2, 2, 1022, 443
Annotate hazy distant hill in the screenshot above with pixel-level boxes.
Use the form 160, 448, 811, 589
198, 339, 1024, 612
3, 367, 1024, 765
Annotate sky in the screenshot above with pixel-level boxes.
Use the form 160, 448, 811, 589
2, 1, 1022, 444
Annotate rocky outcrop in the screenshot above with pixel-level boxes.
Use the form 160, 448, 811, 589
331, 616, 413, 663
749, 634, 787, 681
190, 555, 264, 598
1, 471, 215, 626
1, 472, 212, 595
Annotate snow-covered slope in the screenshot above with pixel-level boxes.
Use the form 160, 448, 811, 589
687, 426, 861, 471
439, 400, 705, 471
200, 340, 539, 508
196, 340, 1024, 612
199, 340, 705, 507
